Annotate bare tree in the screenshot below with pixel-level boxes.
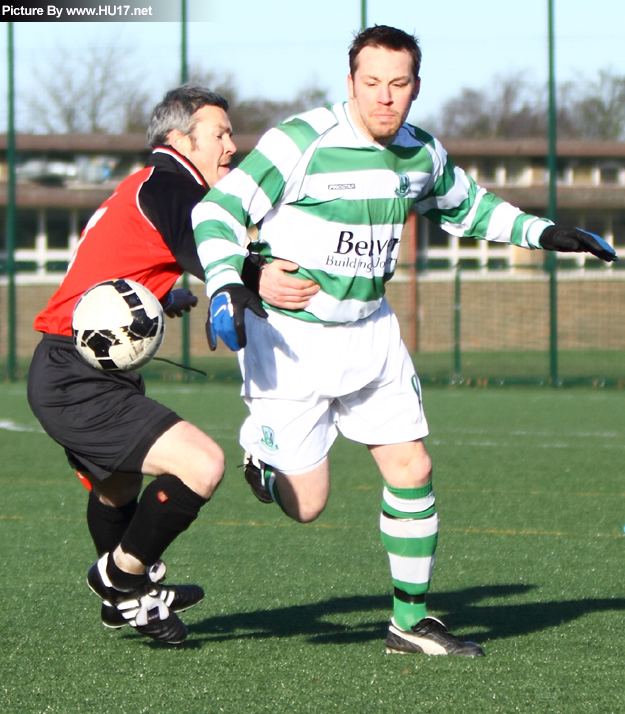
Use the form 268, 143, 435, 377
25, 43, 154, 134
122, 88, 155, 134
427, 69, 625, 141
560, 70, 625, 140
25, 50, 330, 137
232, 85, 329, 134
432, 73, 545, 139
189, 66, 329, 134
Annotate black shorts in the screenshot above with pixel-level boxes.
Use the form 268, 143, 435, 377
27, 334, 182, 480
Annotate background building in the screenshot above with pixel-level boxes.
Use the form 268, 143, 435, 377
2, 134, 624, 382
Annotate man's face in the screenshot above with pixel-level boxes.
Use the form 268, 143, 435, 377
170, 105, 236, 187
347, 46, 420, 145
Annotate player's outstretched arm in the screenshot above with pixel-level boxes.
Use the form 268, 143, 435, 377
539, 226, 618, 262
259, 259, 320, 310
206, 284, 267, 352
162, 289, 199, 318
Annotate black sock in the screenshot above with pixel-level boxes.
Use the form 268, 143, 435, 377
87, 491, 138, 556
120, 475, 208, 567
106, 552, 148, 592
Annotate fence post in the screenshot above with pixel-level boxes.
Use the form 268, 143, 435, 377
179, 0, 192, 372
6, 23, 17, 381
547, 0, 559, 386
548, 254, 558, 385
453, 265, 461, 382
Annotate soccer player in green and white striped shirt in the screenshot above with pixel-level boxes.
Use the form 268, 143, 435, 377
193, 25, 616, 657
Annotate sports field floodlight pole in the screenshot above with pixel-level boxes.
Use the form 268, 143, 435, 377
547, 0, 559, 385
180, 0, 192, 371
181, 0, 188, 84
6, 22, 17, 381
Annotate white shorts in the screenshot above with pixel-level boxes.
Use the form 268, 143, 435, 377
238, 298, 428, 475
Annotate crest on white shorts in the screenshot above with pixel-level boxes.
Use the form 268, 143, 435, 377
261, 426, 279, 451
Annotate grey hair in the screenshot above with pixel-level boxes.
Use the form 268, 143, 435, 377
146, 83, 229, 148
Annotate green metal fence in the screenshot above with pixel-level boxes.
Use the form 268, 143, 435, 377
404, 264, 625, 387
3, 263, 624, 386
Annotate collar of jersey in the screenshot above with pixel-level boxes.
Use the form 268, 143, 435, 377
149, 146, 208, 188
338, 100, 400, 151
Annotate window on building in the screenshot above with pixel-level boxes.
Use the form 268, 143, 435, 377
46, 209, 71, 248
428, 223, 450, 247
556, 158, 569, 183
600, 166, 619, 184
505, 159, 528, 185
571, 161, 594, 185
476, 159, 497, 183
530, 159, 547, 185
613, 212, 625, 246
458, 258, 479, 270
78, 208, 96, 236
15, 208, 38, 248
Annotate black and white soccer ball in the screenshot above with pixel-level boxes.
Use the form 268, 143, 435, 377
72, 279, 165, 372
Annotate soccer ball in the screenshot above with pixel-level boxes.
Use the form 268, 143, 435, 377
72, 279, 165, 372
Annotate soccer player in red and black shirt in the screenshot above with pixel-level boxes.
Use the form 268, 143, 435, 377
27, 85, 318, 644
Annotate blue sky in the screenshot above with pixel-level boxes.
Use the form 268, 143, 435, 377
1, 0, 624, 131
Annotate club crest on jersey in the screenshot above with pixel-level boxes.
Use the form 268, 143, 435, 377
395, 173, 411, 197
261, 426, 278, 451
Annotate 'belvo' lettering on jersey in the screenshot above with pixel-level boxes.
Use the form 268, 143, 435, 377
193, 102, 552, 325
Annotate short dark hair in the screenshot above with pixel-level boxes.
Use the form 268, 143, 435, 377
349, 25, 421, 80
146, 83, 229, 149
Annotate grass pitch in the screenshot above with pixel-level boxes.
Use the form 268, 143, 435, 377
1, 382, 624, 713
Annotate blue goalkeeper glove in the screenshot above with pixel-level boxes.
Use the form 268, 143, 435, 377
539, 226, 618, 262
206, 284, 267, 351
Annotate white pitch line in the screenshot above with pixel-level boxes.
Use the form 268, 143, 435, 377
436, 427, 619, 438
0, 420, 44, 433
427, 438, 625, 450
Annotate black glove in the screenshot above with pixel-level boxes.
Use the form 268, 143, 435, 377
241, 252, 266, 294
539, 226, 618, 262
161, 289, 198, 318
206, 284, 268, 351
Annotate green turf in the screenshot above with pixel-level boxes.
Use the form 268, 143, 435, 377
1, 384, 625, 713
414, 350, 625, 385
4, 348, 625, 385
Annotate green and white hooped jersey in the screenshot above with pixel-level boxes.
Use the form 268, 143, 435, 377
193, 101, 551, 325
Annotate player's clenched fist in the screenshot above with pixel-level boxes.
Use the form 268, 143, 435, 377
162, 289, 198, 318
206, 284, 267, 351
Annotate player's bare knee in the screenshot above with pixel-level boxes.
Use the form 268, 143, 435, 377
289, 491, 329, 523
199, 443, 226, 490
180, 442, 225, 498
412, 452, 433, 485
292, 502, 326, 523
372, 440, 432, 488
144, 420, 225, 498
